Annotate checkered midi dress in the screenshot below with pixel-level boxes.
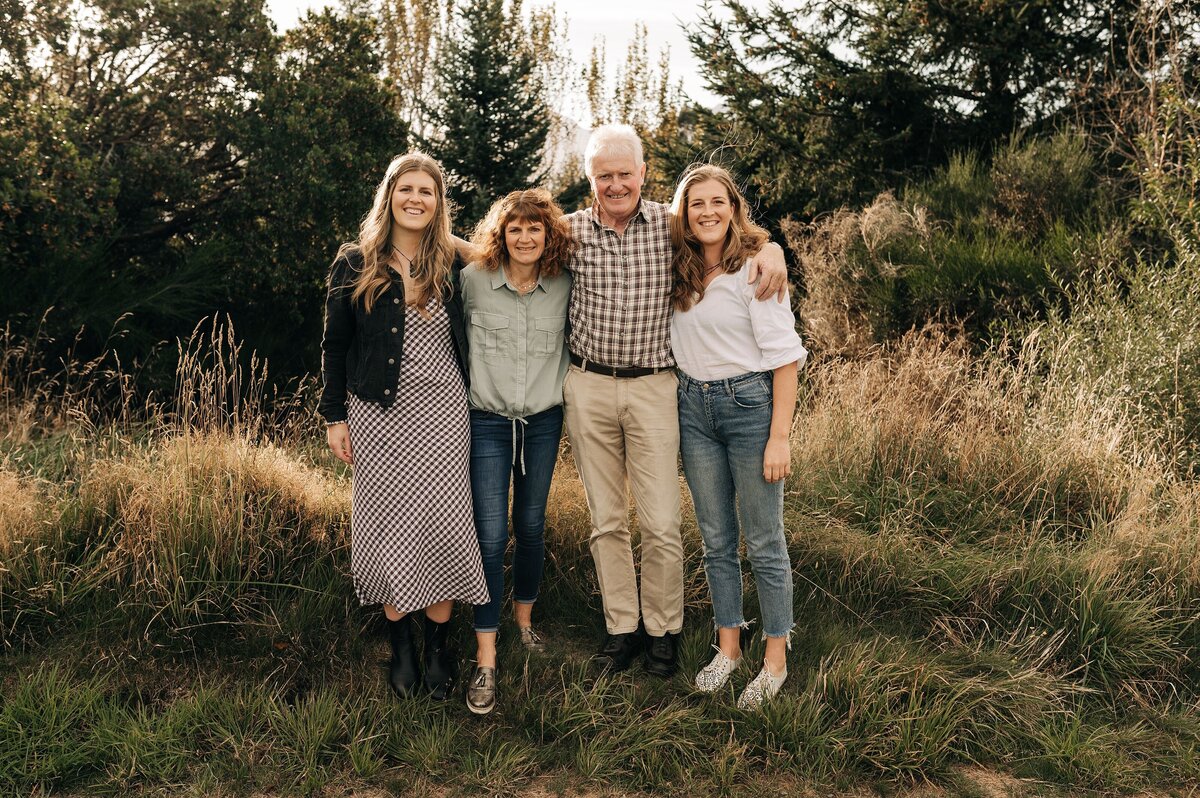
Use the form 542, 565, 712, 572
346, 299, 489, 612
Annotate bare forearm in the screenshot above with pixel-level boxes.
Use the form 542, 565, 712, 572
761, 360, 797, 482
769, 361, 798, 441
452, 234, 479, 263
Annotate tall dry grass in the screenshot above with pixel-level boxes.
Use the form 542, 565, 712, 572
0, 468, 41, 553
785, 326, 1200, 697
784, 193, 931, 357
3, 245, 1200, 790
0, 319, 349, 648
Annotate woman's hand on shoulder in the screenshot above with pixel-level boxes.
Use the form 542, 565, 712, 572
763, 435, 790, 483
326, 422, 353, 465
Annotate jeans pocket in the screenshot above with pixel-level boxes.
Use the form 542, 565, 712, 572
730, 376, 772, 409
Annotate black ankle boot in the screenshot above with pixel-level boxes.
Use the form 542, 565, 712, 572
422, 615, 455, 700
387, 615, 421, 698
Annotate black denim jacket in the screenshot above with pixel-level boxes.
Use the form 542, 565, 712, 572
319, 250, 469, 424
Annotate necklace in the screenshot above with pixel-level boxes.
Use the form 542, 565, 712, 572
390, 247, 416, 272
506, 267, 539, 294
388, 248, 423, 308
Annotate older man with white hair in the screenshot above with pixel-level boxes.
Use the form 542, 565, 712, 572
563, 124, 788, 677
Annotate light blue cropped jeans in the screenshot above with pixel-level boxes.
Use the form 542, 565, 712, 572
677, 369, 794, 639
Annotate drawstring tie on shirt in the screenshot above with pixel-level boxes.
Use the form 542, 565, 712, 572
511, 416, 529, 475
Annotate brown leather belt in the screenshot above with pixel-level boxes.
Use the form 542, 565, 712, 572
569, 352, 667, 378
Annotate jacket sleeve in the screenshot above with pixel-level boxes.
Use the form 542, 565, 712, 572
319, 254, 355, 423
446, 253, 472, 388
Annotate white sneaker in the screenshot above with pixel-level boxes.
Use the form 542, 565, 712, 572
736, 664, 787, 709
694, 648, 741, 692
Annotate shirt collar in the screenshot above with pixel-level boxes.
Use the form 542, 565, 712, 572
587, 198, 649, 230
490, 266, 545, 293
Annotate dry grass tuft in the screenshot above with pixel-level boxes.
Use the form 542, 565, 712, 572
784, 193, 930, 357
790, 328, 1141, 539
83, 432, 349, 547
0, 467, 41, 552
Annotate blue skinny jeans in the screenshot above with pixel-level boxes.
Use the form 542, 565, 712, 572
469, 405, 563, 633
677, 370, 794, 639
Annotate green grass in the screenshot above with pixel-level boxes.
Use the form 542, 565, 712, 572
4, 336, 1200, 796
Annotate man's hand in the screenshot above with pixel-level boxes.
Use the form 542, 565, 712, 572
747, 242, 789, 302
326, 422, 353, 465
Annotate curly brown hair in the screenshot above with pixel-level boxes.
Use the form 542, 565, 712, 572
470, 189, 574, 277
669, 164, 769, 312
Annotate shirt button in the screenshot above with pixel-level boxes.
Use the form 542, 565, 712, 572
391, 327, 398, 333
393, 298, 400, 304
388, 358, 395, 365
384, 389, 391, 395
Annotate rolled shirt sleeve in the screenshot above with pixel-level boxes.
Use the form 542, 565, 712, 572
743, 280, 808, 372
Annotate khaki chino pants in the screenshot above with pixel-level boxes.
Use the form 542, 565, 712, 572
562, 365, 684, 636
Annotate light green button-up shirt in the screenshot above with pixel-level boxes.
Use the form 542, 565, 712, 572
460, 263, 571, 419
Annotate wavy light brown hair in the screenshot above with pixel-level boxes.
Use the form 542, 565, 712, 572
669, 164, 769, 312
334, 152, 457, 313
470, 188, 573, 277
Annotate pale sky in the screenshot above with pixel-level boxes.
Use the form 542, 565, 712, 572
265, 0, 774, 110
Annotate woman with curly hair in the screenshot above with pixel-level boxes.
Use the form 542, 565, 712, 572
320, 152, 488, 702
669, 164, 807, 709
460, 188, 574, 715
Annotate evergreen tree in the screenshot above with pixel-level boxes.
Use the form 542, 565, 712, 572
687, 0, 1198, 221
220, 11, 405, 379
425, 0, 550, 229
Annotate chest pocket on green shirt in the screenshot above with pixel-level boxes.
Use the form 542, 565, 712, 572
470, 312, 511, 361
533, 315, 566, 357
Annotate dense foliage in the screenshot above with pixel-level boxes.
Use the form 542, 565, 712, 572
684, 0, 1197, 218
0, 1, 403, 385
2, 0, 1198, 412
424, 0, 551, 230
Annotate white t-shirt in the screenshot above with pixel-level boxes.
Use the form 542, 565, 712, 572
670, 260, 808, 381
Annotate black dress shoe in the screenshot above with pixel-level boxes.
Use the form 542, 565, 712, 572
594, 632, 640, 671
643, 631, 678, 678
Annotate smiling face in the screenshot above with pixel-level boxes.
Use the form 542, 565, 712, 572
588, 153, 646, 225
685, 178, 734, 253
504, 216, 546, 270
390, 169, 438, 235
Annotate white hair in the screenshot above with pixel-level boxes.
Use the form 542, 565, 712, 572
584, 124, 644, 176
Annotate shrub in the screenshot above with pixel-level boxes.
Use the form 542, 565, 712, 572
1028, 245, 1200, 474
990, 132, 1098, 237
790, 132, 1110, 355
785, 193, 931, 356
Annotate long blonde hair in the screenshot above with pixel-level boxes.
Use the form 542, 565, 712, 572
669, 164, 769, 312
335, 152, 457, 313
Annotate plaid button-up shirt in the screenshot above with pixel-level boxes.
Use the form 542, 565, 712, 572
566, 199, 675, 368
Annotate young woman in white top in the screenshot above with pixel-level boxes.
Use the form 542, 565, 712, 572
668, 164, 808, 709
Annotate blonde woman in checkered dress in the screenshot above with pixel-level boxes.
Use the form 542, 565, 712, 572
320, 153, 488, 701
